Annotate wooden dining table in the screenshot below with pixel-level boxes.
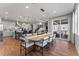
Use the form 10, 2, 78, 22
25, 33, 52, 41
24, 33, 52, 53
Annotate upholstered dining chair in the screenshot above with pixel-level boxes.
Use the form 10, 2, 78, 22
48, 34, 56, 47
35, 36, 49, 55
19, 36, 34, 55
48, 35, 53, 43
47, 35, 54, 48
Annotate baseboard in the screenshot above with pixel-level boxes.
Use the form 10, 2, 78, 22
3, 36, 13, 38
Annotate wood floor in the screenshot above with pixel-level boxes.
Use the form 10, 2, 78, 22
0, 37, 78, 56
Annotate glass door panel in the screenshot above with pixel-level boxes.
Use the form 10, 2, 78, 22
53, 19, 69, 40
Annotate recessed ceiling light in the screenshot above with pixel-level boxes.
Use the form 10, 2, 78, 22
26, 6, 29, 8
53, 10, 56, 13
39, 22, 42, 25
42, 15, 45, 16
19, 16, 22, 18
5, 12, 8, 14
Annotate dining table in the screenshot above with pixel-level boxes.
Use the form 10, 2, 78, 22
25, 32, 52, 42
23, 32, 53, 54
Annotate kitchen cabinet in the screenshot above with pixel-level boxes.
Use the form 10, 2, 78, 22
0, 23, 3, 41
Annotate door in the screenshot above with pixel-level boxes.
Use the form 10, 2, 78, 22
53, 19, 69, 40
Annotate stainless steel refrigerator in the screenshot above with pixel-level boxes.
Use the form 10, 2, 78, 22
0, 23, 3, 41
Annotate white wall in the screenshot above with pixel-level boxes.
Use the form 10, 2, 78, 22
72, 11, 75, 44
48, 20, 53, 33
68, 15, 72, 42
77, 4, 79, 55
72, 4, 79, 55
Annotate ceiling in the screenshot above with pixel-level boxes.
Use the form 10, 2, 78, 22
0, 3, 75, 23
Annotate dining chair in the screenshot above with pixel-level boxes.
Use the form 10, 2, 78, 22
47, 35, 54, 48
48, 34, 56, 46
53, 34, 56, 44
20, 36, 34, 56
35, 36, 49, 56
48, 35, 53, 43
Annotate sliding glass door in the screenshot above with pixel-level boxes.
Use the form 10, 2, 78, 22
53, 19, 69, 40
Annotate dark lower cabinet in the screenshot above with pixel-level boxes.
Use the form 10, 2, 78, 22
0, 31, 3, 41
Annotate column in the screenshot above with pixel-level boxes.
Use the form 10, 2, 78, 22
48, 19, 53, 33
